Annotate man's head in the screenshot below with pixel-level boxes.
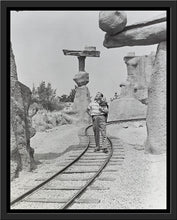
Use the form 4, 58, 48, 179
94, 92, 103, 101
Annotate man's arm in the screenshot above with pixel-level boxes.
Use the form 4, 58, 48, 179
99, 105, 108, 114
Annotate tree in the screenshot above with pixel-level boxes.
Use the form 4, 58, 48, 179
59, 86, 77, 102
33, 81, 57, 111
67, 86, 77, 102
59, 94, 69, 102
45, 83, 56, 110
31, 82, 77, 111
31, 84, 39, 104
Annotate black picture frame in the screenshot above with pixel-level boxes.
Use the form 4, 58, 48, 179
1, 0, 176, 219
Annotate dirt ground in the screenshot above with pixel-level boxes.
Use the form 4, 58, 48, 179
10, 122, 166, 209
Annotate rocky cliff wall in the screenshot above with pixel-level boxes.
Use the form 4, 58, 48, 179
10, 44, 36, 180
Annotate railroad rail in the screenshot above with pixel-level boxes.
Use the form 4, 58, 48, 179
11, 117, 145, 209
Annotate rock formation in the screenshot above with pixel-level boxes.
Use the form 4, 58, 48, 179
63, 46, 100, 123
108, 51, 155, 121
10, 44, 36, 180
108, 96, 147, 121
72, 86, 91, 123
108, 81, 147, 121
103, 13, 166, 48
145, 41, 166, 154
99, 11, 166, 154
124, 51, 155, 104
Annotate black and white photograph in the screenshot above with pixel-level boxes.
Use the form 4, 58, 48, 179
9, 9, 167, 210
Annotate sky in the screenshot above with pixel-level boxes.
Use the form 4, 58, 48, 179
11, 10, 165, 100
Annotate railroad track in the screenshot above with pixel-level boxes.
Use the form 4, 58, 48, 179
11, 117, 145, 210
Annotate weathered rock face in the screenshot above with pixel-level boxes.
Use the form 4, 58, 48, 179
145, 42, 166, 154
109, 51, 155, 121
123, 52, 155, 103
108, 96, 147, 121
72, 86, 91, 124
108, 82, 147, 121
72, 70, 91, 123
72, 72, 91, 123
119, 82, 134, 98
104, 22, 166, 48
10, 44, 36, 180
72, 71, 91, 123
99, 11, 127, 35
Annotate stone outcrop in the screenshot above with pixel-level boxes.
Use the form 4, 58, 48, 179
108, 51, 155, 121
63, 46, 100, 124
145, 42, 166, 154
72, 70, 91, 123
99, 11, 127, 35
119, 81, 134, 98
99, 11, 167, 154
123, 52, 155, 104
10, 44, 36, 180
72, 86, 91, 124
108, 97, 147, 121
108, 81, 147, 121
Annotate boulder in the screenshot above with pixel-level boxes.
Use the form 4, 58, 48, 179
99, 11, 127, 35
108, 97, 147, 121
73, 71, 89, 86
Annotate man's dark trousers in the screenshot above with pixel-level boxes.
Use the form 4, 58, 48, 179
92, 115, 107, 150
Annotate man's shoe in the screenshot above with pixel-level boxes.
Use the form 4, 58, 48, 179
103, 148, 109, 153
94, 147, 100, 152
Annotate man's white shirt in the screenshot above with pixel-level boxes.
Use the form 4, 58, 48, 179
87, 101, 104, 116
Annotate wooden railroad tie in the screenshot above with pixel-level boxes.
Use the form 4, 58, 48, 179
22, 198, 101, 204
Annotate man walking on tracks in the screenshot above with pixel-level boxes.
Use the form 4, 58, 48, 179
87, 92, 109, 153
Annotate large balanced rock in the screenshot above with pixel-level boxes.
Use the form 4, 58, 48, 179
10, 44, 36, 180
73, 71, 89, 86
99, 11, 127, 35
145, 42, 166, 154
63, 46, 100, 124
102, 12, 166, 48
